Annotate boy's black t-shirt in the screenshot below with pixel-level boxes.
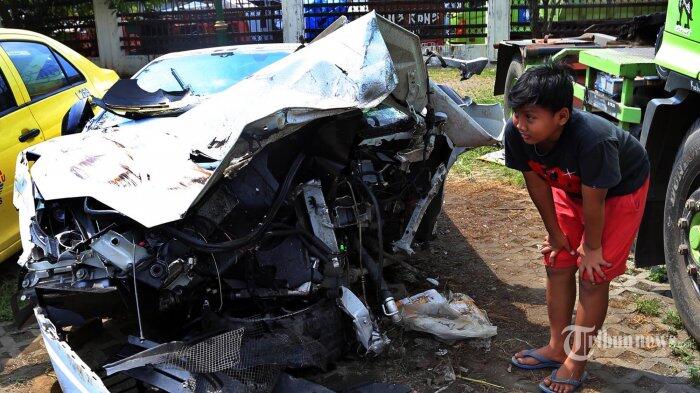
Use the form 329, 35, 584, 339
504, 109, 650, 197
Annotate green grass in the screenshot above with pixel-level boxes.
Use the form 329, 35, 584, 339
451, 146, 525, 188
663, 309, 685, 330
690, 365, 700, 386
0, 260, 22, 323
428, 66, 501, 105
671, 339, 698, 365
647, 266, 668, 283
0, 275, 16, 322
634, 297, 662, 317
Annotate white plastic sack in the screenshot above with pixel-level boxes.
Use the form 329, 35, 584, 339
398, 289, 497, 340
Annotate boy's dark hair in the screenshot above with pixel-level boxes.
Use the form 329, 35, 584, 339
507, 61, 574, 114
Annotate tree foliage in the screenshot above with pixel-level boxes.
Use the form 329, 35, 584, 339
0, 0, 95, 29
527, 0, 563, 38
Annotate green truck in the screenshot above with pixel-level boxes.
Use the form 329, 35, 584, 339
494, 1, 700, 341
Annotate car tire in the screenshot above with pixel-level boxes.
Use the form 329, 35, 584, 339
503, 59, 524, 116
664, 118, 700, 343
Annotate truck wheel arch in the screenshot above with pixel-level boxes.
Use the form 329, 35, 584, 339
493, 43, 522, 97
635, 89, 699, 267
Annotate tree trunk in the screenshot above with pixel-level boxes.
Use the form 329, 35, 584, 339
528, 0, 543, 38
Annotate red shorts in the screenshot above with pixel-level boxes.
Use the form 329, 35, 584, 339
544, 177, 650, 282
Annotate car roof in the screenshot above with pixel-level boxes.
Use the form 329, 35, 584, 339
0, 28, 53, 41
151, 43, 299, 62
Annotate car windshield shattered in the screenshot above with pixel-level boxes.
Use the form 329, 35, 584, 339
135, 50, 291, 96
84, 45, 296, 128
13, 13, 504, 393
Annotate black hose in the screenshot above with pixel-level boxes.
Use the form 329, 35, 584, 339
297, 235, 331, 265
355, 178, 384, 273
163, 154, 305, 252
261, 225, 336, 266
265, 224, 335, 256
360, 247, 391, 300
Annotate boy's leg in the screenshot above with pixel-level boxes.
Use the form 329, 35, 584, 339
514, 266, 578, 366
543, 280, 610, 392
546, 265, 579, 356
514, 188, 582, 366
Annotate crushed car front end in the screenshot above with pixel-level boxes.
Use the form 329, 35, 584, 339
14, 13, 502, 392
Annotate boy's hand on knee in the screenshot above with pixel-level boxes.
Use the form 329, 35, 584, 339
541, 230, 576, 264
577, 243, 612, 282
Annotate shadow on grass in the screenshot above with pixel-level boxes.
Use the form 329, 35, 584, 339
0, 254, 21, 322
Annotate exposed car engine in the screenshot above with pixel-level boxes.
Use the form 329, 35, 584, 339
12, 13, 502, 392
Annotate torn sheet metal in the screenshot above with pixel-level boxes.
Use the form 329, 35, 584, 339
104, 328, 243, 376
35, 307, 110, 393
430, 80, 504, 147
392, 164, 447, 255
460, 101, 506, 143
303, 180, 341, 268
14, 12, 410, 238
95, 79, 195, 116
338, 286, 389, 355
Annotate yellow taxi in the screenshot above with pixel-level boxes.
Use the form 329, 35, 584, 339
0, 29, 118, 263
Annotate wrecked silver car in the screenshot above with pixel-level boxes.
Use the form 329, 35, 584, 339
13, 13, 502, 392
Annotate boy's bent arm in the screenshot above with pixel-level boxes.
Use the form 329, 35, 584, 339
523, 171, 561, 237
579, 185, 611, 281
581, 185, 607, 249
523, 171, 573, 259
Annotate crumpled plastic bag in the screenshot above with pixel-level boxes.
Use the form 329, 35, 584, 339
398, 289, 497, 340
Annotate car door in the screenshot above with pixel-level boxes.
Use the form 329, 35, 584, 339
0, 40, 90, 141
0, 55, 44, 258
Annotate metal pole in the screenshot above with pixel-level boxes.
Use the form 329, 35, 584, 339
214, 0, 227, 45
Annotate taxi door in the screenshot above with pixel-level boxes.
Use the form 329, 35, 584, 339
0, 54, 45, 260
0, 40, 91, 141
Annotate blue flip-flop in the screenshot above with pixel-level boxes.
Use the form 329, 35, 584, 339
510, 349, 562, 370
538, 368, 588, 393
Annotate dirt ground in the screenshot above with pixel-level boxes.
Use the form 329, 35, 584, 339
6, 173, 696, 392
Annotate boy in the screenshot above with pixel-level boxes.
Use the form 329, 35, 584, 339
504, 63, 650, 393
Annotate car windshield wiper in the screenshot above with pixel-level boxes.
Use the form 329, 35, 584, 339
170, 68, 190, 91
211, 51, 235, 58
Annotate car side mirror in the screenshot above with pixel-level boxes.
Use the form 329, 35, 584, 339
61, 98, 94, 136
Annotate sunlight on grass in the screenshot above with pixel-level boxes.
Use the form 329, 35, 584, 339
451, 146, 525, 188
428, 66, 501, 105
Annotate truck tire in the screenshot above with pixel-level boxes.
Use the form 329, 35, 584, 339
664, 118, 700, 342
503, 59, 524, 116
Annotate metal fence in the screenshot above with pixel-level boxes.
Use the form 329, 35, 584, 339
510, 0, 668, 39
302, 1, 488, 45
116, 0, 283, 56
0, 0, 98, 58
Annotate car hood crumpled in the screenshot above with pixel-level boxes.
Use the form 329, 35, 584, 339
13, 12, 408, 243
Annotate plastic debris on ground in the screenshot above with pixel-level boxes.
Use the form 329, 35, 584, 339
478, 148, 506, 166
397, 289, 497, 341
